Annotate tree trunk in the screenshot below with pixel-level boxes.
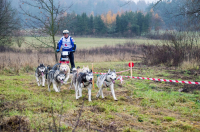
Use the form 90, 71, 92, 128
53, 35, 58, 62
51, 0, 58, 63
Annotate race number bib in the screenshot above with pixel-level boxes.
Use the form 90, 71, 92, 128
62, 51, 69, 56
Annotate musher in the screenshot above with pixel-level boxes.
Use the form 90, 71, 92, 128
56, 30, 76, 71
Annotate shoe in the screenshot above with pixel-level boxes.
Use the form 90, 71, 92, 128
70, 67, 76, 73
72, 68, 77, 71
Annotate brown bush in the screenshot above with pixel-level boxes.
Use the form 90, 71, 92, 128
142, 31, 200, 67
142, 44, 184, 66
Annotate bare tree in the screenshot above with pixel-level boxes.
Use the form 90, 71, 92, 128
0, 0, 20, 46
155, 0, 200, 17
13, 30, 25, 48
19, 0, 72, 62
153, 0, 200, 30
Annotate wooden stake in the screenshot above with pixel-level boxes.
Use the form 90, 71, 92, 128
131, 61, 132, 78
92, 63, 94, 90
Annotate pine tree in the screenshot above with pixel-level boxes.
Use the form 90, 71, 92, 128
81, 13, 89, 34
75, 15, 83, 35
116, 14, 121, 33
136, 12, 145, 35
88, 15, 94, 34
94, 15, 106, 34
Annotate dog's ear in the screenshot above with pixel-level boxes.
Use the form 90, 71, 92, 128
108, 69, 110, 73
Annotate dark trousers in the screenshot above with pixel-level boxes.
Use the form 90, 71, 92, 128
68, 52, 75, 68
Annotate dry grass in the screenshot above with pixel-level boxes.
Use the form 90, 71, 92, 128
0, 52, 55, 72
180, 60, 200, 70
0, 43, 143, 72
0, 52, 138, 68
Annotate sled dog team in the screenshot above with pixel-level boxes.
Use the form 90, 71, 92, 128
35, 63, 117, 101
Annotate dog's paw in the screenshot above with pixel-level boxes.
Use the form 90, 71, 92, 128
114, 99, 118, 101
76, 96, 80, 100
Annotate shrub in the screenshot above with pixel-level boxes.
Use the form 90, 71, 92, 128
142, 31, 200, 67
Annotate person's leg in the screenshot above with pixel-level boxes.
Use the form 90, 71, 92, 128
68, 52, 75, 68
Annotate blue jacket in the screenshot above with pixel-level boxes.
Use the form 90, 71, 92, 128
57, 36, 75, 52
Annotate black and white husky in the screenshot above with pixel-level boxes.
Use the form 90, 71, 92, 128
70, 66, 90, 89
96, 69, 117, 101
47, 70, 66, 92
75, 71, 93, 101
35, 64, 46, 87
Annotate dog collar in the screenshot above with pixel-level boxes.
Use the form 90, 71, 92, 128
105, 79, 109, 82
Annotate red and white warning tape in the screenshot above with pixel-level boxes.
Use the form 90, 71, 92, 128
116, 69, 130, 74
93, 69, 130, 75
93, 72, 107, 75
124, 76, 200, 85
93, 71, 200, 85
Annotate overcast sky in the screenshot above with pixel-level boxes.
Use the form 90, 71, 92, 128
132, 0, 158, 3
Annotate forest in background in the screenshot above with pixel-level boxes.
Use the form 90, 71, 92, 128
58, 11, 154, 37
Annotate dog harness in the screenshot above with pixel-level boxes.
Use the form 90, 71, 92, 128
104, 79, 110, 87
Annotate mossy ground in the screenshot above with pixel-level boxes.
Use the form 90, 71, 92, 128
0, 62, 200, 131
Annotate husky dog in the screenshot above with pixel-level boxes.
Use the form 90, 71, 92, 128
75, 70, 93, 101
47, 70, 66, 92
59, 63, 70, 84
69, 66, 90, 89
35, 64, 46, 87
46, 65, 52, 79
96, 69, 117, 101
79, 65, 90, 73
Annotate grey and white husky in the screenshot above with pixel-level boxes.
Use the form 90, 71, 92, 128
59, 63, 70, 84
96, 69, 117, 101
50, 63, 70, 84
70, 66, 90, 89
35, 64, 46, 87
75, 70, 93, 101
47, 70, 66, 92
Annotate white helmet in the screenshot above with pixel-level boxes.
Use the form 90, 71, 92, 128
63, 30, 69, 34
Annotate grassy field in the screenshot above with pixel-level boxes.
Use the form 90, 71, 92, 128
16, 37, 161, 49
1, 62, 200, 131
